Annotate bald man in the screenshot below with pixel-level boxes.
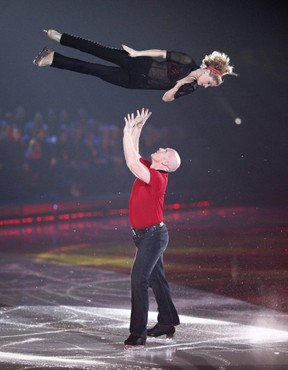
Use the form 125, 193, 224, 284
123, 108, 181, 348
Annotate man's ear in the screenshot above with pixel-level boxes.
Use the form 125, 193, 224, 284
161, 159, 169, 168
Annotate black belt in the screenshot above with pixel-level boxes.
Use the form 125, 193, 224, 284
132, 222, 165, 236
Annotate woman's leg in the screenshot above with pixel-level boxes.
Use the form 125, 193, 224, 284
36, 32, 151, 89
52, 52, 130, 87
60, 33, 129, 67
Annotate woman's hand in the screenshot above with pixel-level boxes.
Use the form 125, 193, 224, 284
162, 83, 182, 102
122, 44, 139, 57
162, 79, 190, 102
122, 45, 167, 59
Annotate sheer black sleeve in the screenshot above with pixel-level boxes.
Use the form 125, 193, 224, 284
166, 51, 197, 67
174, 81, 197, 99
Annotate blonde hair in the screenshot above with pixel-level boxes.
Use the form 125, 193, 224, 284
201, 51, 236, 85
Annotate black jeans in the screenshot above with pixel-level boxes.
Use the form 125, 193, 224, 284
129, 224, 179, 338
51, 33, 151, 89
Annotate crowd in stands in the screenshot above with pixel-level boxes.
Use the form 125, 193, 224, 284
0, 106, 178, 204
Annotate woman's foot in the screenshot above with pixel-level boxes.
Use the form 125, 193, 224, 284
33, 47, 54, 66
43, 29, 62, 43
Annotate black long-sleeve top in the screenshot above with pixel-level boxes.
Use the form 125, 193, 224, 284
146, 51, 200, 99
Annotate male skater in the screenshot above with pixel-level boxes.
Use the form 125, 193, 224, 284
123, 108, 181, 348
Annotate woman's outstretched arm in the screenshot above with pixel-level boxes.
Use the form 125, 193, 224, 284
122, 44, 166, 58
162, 80, 187, 102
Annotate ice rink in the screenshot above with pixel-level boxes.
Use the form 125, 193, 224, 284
0, 206, 287, 369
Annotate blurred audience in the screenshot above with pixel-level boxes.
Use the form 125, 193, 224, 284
0, 105, 179, 203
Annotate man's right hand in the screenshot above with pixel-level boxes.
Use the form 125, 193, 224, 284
135, 108, 152, 127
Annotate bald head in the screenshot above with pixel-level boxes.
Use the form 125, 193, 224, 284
150, 147, 181, 172
166, 148, 181, 172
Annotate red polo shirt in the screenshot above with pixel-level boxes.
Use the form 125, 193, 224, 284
129, 157, 168, 229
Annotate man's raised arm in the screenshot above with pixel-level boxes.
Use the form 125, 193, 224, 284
123, 108, 152, 183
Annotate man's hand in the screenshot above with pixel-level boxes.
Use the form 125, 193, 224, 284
135, 108, 152, 127
124, 112, 136, 133
124, 108, 152, 132
123, 108, 152, 183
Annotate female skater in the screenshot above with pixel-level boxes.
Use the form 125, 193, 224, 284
33, 29, 235, 102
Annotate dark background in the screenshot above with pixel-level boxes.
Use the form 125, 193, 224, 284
1, 0, 287, 207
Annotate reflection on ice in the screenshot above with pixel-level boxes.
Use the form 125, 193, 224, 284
0, 306, 288, 369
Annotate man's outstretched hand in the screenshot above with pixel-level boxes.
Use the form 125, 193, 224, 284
124, 108, 152, 131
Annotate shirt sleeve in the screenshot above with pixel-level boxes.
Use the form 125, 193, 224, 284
175, 81, 197, 99
140, 157, 151, 168
166, 51, 196, 65
149, 168, 167, 193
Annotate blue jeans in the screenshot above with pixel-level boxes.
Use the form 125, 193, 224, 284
129, 224, 180, 338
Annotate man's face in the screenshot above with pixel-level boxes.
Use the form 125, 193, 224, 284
151, 148, 170, 162
151, 148, 181, 172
